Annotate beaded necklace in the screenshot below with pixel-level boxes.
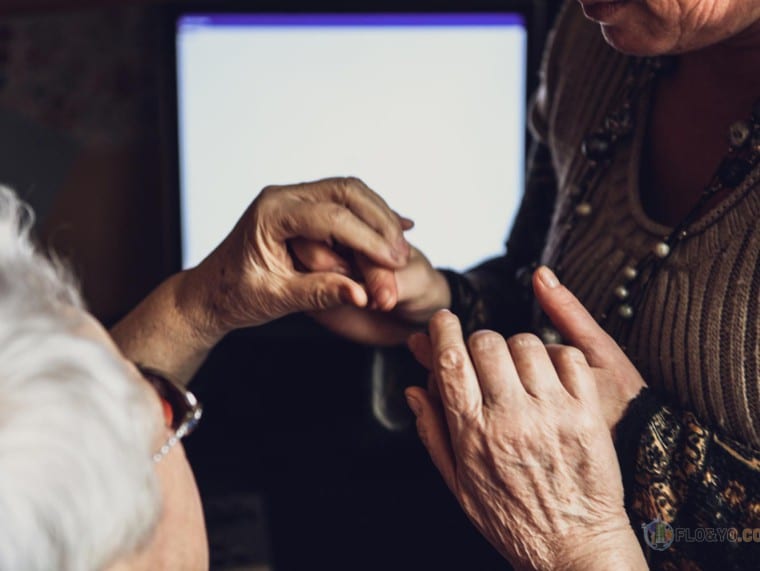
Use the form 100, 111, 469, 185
541, 56, 760, 346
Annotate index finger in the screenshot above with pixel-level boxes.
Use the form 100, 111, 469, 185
429, 309, 482, 425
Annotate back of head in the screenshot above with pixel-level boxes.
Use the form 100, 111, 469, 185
0, 186, 160, 571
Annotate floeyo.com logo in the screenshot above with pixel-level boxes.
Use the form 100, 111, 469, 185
641, 520, 760, 548
642, 518, 675, 551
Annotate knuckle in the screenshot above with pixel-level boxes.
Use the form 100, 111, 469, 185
259, 185, 279, 202
343, 175, 363, 189
335, 176, 361, 202
326, 204, 347, 225
335, 177, 351, 199
577, 331, 601, 349
468, 330, 503, 353
276, 209, 298, 236
557, 345, 587, 365
436, 345, 467, 373
507, 332, 542, 349
308, 284, 333, 309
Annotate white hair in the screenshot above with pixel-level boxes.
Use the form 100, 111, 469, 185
0, 186, 161, 571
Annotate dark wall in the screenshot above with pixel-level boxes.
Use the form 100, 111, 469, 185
0, 2, 169, 321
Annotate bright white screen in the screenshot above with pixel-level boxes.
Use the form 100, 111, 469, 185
177, 14, 527, 271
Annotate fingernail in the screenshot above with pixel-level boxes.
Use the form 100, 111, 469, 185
537, 266, 560, 288
406, 393, 422, 416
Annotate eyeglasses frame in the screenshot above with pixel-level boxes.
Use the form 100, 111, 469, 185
135, 365, 203, 463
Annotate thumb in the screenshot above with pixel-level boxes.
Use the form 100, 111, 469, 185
532, 266, 624, 369
289, 272, 368, 312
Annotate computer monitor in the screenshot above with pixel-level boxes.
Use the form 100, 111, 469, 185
170, 5, 539, 273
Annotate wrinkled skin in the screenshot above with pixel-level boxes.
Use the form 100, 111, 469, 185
576, 0, 760, 55
404, 269, 647, 570
187, 177, 411, 340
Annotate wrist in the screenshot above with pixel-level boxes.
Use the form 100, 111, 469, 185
555, 523, 646, 571
430, 268, 452, 310
174, 266, 229, 349
111, 269, 224, 384
398, 268, 451, 325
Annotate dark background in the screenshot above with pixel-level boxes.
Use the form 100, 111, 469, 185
0, 1, 562, 568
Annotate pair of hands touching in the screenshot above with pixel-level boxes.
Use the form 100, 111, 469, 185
187, 176, 644, 431
180, 177, 647, 569
184, 177, 445, 343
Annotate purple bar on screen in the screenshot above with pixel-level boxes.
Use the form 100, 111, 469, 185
179, 13, 525, 29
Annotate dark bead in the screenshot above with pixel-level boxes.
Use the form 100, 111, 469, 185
718, 157, 751, 188
752, 131, 760, 153
581, 133, 612, 162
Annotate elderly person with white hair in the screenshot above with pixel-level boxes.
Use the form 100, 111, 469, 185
0, 178, 413, 570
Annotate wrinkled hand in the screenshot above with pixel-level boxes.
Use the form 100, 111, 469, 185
532, 267, 647, 434
183, 177, 411, 340
404, 308, 645, 571
291, 240, 451, 345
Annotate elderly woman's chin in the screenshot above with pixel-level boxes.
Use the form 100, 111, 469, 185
599, 24, 678, 57
581, 0, 760, 56
578, 1, 673, 55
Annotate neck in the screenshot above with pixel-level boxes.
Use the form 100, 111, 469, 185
678, 21, 760, 96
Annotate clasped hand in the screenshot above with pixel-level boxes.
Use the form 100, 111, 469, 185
183, 177, 413, 340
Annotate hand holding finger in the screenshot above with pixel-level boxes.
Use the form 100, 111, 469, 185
289, 238, 400, 310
